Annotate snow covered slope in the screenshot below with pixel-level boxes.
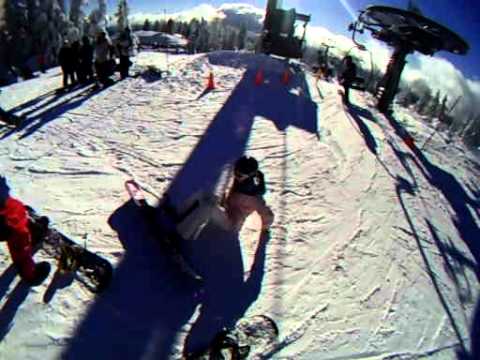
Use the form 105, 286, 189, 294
0, 51, 478, 359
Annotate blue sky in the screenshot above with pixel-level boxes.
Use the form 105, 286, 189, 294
100, 0, 479, 79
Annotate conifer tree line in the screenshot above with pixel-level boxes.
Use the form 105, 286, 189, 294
0, 0, 109, 80
132, 17, 250, 53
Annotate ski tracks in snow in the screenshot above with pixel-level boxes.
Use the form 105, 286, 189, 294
0, 52, 478, 359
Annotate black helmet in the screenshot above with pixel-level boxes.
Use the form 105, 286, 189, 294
234, 156, 258, 177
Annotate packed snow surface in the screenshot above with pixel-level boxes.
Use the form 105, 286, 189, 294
0, 51, 479, 359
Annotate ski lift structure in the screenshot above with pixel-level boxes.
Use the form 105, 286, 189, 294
260, 0, 311, 59
349, 5, 469, 114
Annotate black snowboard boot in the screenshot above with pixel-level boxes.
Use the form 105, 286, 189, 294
28, 261, 51, 286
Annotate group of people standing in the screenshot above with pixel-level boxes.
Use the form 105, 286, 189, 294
58, 28, 134, 89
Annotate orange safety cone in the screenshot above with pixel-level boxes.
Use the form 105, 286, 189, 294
206, 72, 215, 90
281, 69, 290, 85
255, 68, 264, 86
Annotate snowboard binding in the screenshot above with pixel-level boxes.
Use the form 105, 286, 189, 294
186, 315, 278, 360
27, 207, 113, 293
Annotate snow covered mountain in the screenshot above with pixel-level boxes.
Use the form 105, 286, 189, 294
0, 50, 479, 359
129, 3, 264, 32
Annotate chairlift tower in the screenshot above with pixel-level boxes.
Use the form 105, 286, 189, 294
260, 0, 311, 59
349, 6, 469, 114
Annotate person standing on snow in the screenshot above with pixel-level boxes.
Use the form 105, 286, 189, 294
58, 40, 76, 88
224, 156, 274, 232
79, 35, 94, 83
0, 176, 50, 286
116, 27, 133, 79
94, 31, 115, 87
71, 40, 81, 84
339, 56, 357, 105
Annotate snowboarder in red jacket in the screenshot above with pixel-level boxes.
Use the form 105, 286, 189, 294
0, 177, 50, 286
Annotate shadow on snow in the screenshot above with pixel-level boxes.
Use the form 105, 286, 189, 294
0, 84, 105, 140
61, 61, 318, 358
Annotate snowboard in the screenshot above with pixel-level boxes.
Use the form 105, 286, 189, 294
125, 180, 203, 283
27, 207, 113, 293
185, 315, 279, 360
0, 112, 24, 127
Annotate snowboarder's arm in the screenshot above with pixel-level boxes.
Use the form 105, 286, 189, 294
256, 171, 267, 196
242, 231, 269, 298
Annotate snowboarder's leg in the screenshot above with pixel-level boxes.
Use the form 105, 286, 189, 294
254, 198, 274, 230
29, 262, 51, 286
119, 56, 130, 79
175, 191, 232, 240
176, 192, 215, 240
343, 84, 351, 104
9, 251, 36, 282
225, 193, 256, 231
209, 204, 233, 231
7, 241, 50, 286
61, 67, 68, 87
70, 70, 76, 85
226, 193, 274, 231
0, 107, 12, 124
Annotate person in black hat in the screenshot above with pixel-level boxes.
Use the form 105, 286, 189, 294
224, 156, 274, 232
339, 56, 357, 105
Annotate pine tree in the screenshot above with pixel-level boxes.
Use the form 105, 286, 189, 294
428, 90, 441, 118
0, 0, 6, 30
208, 19, 222, 50
196, 19, 209, 52
153, 20, 161, 32
115, 0, 129, 31
88, 0, 109, 37
183, 22, 191, 38
227, 29, 237, 50
70, 0, 85, 28
143, 19, 151, 31
187, 18, 199, 53
166, 18, 175, 34
237, 23, 247, 50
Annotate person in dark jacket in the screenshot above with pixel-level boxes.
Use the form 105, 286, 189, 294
339, 56, 357, 105
116, 27, 133, 79
58, 40, 76, 88
0, 176, 50, 286
79, 36, 94, 83
71, 40, 81, 83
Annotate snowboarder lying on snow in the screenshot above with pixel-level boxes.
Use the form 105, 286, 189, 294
0, 176, 50, 286
224, 156, 274, 232
173, 156, 274, 238
155, 156, 274, 242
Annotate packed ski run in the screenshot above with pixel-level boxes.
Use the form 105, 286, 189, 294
0, 51, 479, 359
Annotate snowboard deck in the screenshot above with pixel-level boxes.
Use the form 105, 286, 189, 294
0, 113, 24, 127
185, 315, 279, 360
27, 207, 113, 293
125, 180, 203, 283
